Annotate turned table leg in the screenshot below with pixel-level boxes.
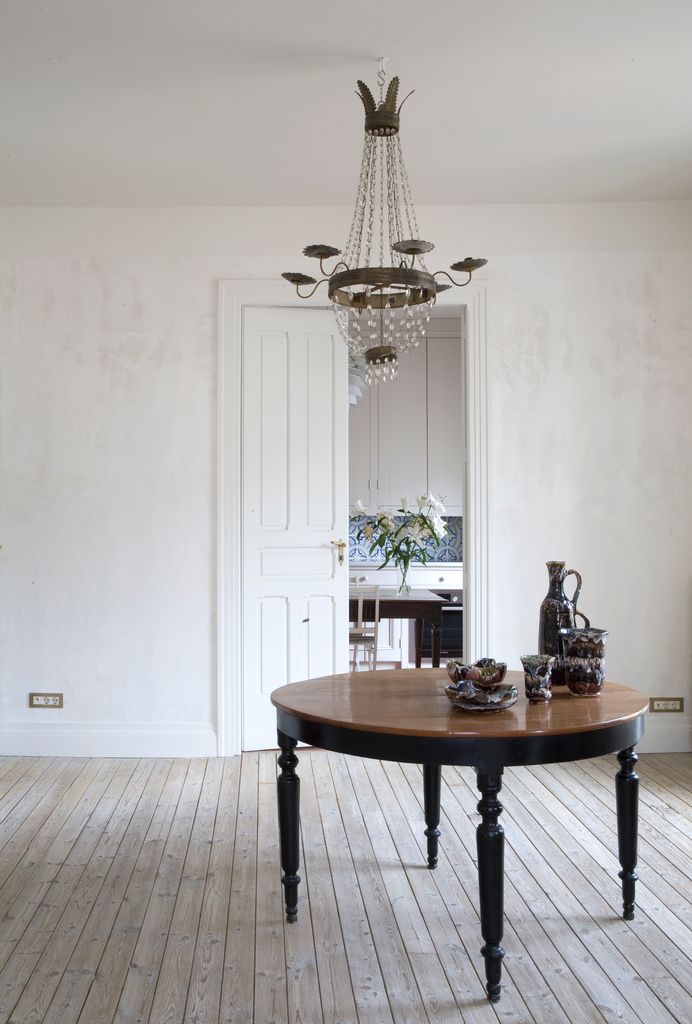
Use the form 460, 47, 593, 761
277, 730, 300, 922
423, 763, 441, 868
475, 769, 505, 1002
616, 747, 639, 920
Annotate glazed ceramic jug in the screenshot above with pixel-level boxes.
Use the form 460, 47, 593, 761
538, 561, 590, 684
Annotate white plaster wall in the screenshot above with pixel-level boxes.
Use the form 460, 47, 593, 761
486, 253, 692, 754
0, 202, 691, 754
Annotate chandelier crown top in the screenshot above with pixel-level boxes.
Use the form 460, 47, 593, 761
357, 75, 405, 136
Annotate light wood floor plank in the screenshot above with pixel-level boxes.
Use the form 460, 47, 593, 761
0, 759, 134, 981
0, 759, 88, 885
355, 758, 503, 1024
576, 757, 692, 866
0, 759, 115, 900
635, 756, 692, 813
548, 761, 692, 942
0, 759, 58, 828
446, 764, 648, 1024
391, 760, 581, 1024
344, 757, 463, 1024
183, 756, 240, 1024
269, 752, 323, 1024
646, 753, 692, 786
113, 758, 207, 1024
327, 751, 430, 1024
32, 759, 173, 1024
0, 759, 144, 1024
219, 752, 258, 1024
0, 752, 688, 1024
146, 759, 222, 1024
75, 759, 190, 1023
312, 752, 395, 1023
299, 752, 359, 1024
540, 760, 692, 941
0, 761, 22, 792
541, 760, 692, 997
0, 759, 81, 852
501, 765, 691, 1022
253, 752, 289, 1024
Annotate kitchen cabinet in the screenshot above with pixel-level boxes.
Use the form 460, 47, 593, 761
376, 343, 428, 507
349, 317, 464, 514
348, 381, 373, 507
427, 332, 464, 511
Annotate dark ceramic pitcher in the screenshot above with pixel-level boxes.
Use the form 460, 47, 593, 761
538, 561, 590, 684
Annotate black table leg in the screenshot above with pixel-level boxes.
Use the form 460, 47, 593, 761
423, 763, 441, 868
414, 618, 423, 668
475, 769, 505, 1003
616, 746, 639, 920
431, 621, 442, 668
277, 730, 300, 923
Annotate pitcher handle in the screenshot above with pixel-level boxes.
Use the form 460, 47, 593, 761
575, 609, 591, 628
564, 569, 583, 610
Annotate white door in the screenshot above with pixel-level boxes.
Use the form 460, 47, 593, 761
242, 306, 349, 750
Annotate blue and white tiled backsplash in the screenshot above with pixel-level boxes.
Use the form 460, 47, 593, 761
349, 516, 463, 564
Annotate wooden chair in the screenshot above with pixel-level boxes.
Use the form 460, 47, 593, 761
349, 587, 380, 671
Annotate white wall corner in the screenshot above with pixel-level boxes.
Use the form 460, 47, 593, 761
0, 722, 218, 758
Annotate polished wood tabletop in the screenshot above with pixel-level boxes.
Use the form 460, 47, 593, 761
271, 668, 648, 739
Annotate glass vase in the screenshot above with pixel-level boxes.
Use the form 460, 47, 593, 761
395, 561, 411, 595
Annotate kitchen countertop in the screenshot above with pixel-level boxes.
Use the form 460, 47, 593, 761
350, 562, 463, 569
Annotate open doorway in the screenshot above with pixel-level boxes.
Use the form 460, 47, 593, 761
217, 282, 489, 755
347, 311, 465, 670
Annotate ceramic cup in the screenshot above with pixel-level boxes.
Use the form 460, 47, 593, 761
559, 627, 609, 696
520, 654, 556, 703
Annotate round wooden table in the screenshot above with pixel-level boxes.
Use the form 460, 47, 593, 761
271, 669, 647, 1003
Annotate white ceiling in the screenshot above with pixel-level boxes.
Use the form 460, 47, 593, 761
1, 0, 691, 206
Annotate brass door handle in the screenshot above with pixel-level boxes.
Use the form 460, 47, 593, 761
331, 539, 346, 566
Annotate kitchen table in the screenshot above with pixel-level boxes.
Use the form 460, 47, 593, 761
349, 587, 446, 667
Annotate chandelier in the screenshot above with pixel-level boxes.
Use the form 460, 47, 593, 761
282, 60, 488, 385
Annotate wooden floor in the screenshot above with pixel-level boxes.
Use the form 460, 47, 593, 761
0, 753, 690, 1023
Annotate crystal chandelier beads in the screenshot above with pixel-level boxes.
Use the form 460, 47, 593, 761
281, 61, 488, 385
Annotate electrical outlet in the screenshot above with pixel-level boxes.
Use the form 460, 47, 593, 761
29, 692, 64, 709
649, 697, 684, 713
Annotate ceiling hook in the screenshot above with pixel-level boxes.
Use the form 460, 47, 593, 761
377, 56, 389, 98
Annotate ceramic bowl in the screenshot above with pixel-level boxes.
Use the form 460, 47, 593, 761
446, 658, 508, 691
445, 682, 518, 713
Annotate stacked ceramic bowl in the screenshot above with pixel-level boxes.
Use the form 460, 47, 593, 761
445, 658, 518, 713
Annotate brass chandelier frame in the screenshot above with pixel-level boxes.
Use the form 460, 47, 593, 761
282, 61, 487, 380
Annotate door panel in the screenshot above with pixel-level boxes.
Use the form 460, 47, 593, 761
242, 307, 348, 750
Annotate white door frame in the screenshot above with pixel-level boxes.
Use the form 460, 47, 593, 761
217, 279, 490, 756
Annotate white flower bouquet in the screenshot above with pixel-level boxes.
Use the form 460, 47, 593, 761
351, 494, 447, 593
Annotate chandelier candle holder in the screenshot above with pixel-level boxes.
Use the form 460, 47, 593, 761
282, 60, 488, 385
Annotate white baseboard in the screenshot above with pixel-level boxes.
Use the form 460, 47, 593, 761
637, 714, 691, 754
0, 721, 218, 758
1, 717, 687, 759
